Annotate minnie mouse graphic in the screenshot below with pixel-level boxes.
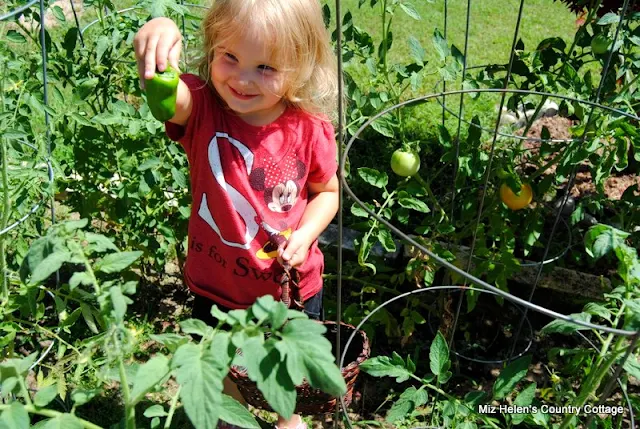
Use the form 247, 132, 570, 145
249, 153, 306, 213
249, 153, 306, 259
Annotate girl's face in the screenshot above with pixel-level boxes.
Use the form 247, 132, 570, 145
211, 31, 288, 126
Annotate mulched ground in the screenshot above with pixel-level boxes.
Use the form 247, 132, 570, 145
517, 116, 640, 200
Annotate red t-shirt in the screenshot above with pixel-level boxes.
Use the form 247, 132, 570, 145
166, 74, 337, 309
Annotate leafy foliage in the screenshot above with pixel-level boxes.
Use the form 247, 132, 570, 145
0, 221, 346, 429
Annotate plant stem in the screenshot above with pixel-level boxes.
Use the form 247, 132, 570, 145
0, 133, 9, 304
40, 286, 89, 307
69, 241, 104, 300
164, 385, 182, 429
343, 115, 365, 133
13, 318, 82, 355
0, 404, 104, 429
18, 373, 34, 407
528, 146, 568, 181
558, 335, 626, 429
599, 302, 626, 359
413, 174, 447, 220
408, 373, 501, 429
119, 356, 136, 429
360, 188, 397, 259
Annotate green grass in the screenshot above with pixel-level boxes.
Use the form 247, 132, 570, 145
326, 0, 576, 69
322, 0, 577, 139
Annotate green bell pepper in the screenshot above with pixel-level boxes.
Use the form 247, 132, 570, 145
145, 65, 179, 122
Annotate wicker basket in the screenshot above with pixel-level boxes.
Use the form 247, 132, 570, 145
228, 320, 370, 415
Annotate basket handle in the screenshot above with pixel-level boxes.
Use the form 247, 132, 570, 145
280, 263, 304, 311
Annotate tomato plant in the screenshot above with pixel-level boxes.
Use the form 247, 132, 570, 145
44, 8, 192, 274
1, 219, 346, 429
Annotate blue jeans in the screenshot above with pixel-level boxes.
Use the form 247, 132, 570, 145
191, 288, 324, 326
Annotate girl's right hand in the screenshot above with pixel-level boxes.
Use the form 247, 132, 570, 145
133, 17, 182, 89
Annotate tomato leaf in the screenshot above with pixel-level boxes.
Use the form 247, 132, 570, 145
541, 312, 591, 334
408, 36, 426, 66
29, 251, 72, 285
71, 388, 101, 407
386, 386, 428, 422
399, 2, 421, 20
432, 29, 449, 60
149, 334, 189, 354
180, 319, 212, 337
0, 402, 29, 429
69, 272, 93, 291
41, 414, 84, 429
144, 405, 168, 418
34, 385, 59, 408
85, 232, 118, 253
357, 168, 388, 188
584, 224, 629, 260
109, 287, 128, 323
429, 331, 451, 383
218, 395, 261, 428
360, 352, 414, 383
131, 355, 170, 404
242, 337, 296, 419
597, 12, 619, 25
172, 343, 226, 428
278, 319, 347, 397
492, 355, 531, 400
377, 228, 397, 252
398, 192, 430, 213
95, 251, 143, 273
511, 383, 536, 424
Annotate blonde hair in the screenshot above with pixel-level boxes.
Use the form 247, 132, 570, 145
197, 0, 339, 121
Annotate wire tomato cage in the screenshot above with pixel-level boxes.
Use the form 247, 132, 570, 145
1, 0, 54, 238
1, 0, 57, 383
333, 0, 640, 427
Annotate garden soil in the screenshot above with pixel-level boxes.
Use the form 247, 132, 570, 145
517, 116, 640, 200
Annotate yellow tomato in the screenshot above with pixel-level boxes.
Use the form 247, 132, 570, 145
499, 183, 533, 210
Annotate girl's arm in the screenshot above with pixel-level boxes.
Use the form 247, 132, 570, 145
279, 174, 339, 267
134, 17, 192, 125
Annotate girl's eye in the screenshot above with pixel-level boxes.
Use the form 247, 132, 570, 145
258, 65, 276, 73
225, 53, 237, 62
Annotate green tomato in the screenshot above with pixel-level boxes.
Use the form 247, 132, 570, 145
591, 34, 611, 55
390, 149, 420, 177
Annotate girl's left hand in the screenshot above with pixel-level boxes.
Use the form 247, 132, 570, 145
277, 230, 313, 268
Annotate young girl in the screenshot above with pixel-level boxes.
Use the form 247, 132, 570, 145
133, 1, 339, 428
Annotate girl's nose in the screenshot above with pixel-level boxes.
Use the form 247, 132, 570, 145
235, 70, 253, 87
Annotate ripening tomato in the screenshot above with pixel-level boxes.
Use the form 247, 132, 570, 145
390, 149, 420, 177
500, 183, 533, 210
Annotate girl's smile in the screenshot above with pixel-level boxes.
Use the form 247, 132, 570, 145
211, 32, 287, 126
229, 86, 258, 100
